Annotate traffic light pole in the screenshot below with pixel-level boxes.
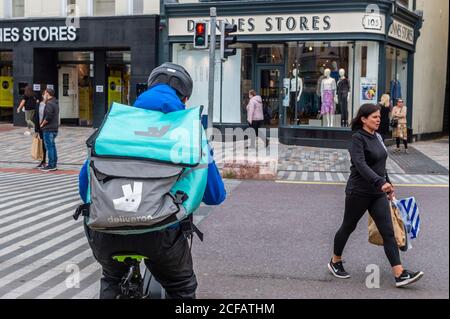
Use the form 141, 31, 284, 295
207, 7, 217, 131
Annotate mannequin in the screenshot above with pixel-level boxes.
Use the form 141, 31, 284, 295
390, 73, 402, 106
320, 68, 337, 127
337, 68, 351, 127
290, 68, 303, 101
291, 68, 303, 123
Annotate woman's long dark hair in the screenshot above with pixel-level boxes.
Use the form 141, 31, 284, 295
24, 85, 35, 98
351, 103, 381, 131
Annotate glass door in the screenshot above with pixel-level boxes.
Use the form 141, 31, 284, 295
256, 66, 284, 127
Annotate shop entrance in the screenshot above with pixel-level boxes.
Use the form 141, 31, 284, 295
0, 51, 13, 122
58, 66, 79, 121
256, 66, 284, 127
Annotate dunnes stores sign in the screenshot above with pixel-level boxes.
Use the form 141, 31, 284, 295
169, 13, 386, 36
0, 26, 77, 43
388, 19, 414, 45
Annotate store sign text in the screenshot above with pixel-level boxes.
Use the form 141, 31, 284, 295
169, 13, 386, 36
187, 16, 332, 33
0, 26, 77, 43
388, 20, 414, 45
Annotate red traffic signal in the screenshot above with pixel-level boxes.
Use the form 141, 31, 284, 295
193, 22, 208, 49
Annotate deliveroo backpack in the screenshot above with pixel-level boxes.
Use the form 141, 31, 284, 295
76, 102, 209, 235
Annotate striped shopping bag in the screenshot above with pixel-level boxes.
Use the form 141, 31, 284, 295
395, 197, 420, 239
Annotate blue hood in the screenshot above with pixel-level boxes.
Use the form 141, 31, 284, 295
133, 84, 185, 113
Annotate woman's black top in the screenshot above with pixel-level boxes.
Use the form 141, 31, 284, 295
346, 129, 391, 196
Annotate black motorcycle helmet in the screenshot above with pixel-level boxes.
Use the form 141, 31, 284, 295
147, 62, 193, 100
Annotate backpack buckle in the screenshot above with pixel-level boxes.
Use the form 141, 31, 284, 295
173, 191, 189, 205
73, 203, 90, 221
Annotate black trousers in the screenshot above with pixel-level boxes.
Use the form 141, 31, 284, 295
248, 120, 267, 148
333, 193, 401, 267
396, 138, 408, 149
84, 222, 197, 299
338, 93, 349, 125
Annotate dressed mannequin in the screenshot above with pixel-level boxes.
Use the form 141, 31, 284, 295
320, 68, 337, 127
390, 73, 402, 106
337, 68, 351, 127
291, 68, 303, 122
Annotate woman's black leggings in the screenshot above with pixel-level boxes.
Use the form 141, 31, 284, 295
333, 193, 401, 267
396, 138, 408, 149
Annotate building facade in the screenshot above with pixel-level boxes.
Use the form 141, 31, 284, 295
161, 0, 448, 147
0, 0, 160, 127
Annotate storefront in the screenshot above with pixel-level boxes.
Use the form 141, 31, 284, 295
163, 0, 422, 147
0, 15, 158, 127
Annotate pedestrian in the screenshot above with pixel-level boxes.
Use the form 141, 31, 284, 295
33, 91, 47, 169
328, 103, 423, 288
378, 94, 392, 141
40, 88, 59, 171
246, 89, 269, 148
78, 62, 227, 299
17, 85, 39, 135
392, 99, 409, 153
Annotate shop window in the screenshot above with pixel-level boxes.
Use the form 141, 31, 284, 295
66, 0, 77, 15
106, 51, 131, 107
94, 0, 115, 16
257, 44, 284, 64
58, 51, 94, 62
385, 46, 408, 108
12, 0, 25, 18
354, 41, 379, 119
285, 41, 354, 128
172, 43, 243, 124
133, 0, 144, 15
0, 51, 14, 121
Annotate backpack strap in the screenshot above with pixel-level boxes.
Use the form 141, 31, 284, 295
73, 203, 90, 221
179, 214, 204, 243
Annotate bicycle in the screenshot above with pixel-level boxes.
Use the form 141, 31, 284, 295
112, 254, 166, 299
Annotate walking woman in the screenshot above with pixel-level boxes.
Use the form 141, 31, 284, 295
392, 99, 408, 153
378, 94, 392, 141
17, 85, 39, 135
328, 104, 423, 287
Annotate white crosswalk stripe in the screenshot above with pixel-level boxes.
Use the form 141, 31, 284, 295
277, 170, 448, 185
0, 171, 235, 299
0, 171, 96, 299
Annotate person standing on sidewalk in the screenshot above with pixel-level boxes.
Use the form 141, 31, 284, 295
392, 99, 408, 153
246, 90, 269, 148
33, 92, 47, 169
17, 85, 39, 135
328, 103, 423, 288
377, 94, 392, 141
40, 88, 59, 172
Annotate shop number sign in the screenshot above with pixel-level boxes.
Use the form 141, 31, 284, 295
363, 15, 382, 31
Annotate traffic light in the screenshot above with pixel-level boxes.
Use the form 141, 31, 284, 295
220, 22, 237, 60
193, 22, 208, 49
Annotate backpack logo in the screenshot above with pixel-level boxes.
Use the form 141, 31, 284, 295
135, 125, 171, 138
112, 182, 143, 213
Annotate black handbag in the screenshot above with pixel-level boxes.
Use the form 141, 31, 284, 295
390, 119, 398, 128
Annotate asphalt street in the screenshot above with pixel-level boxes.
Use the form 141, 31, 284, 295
193, 180, 449, 299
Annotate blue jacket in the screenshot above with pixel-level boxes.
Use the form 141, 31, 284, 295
78, 84, 226, 206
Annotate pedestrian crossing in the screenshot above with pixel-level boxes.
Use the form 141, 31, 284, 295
0, 171, 239, 299
277, 170, 449, 185
0, 171, 99, 299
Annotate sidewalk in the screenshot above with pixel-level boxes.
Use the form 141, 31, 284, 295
1, 124, 448, 179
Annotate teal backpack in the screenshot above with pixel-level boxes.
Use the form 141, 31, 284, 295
75, 103, 209, 235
